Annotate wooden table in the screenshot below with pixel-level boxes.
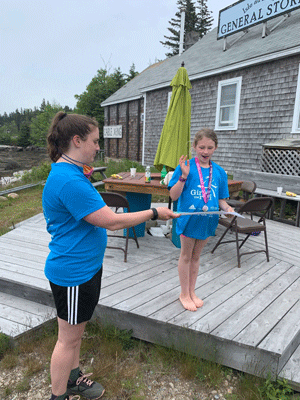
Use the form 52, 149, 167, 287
103, 172, 169, 196
103, 172, 243, 242
103, 171, 242, 196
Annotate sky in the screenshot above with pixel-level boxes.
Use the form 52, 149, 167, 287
0, 0, 234, 115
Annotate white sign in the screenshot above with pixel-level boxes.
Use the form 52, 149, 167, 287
103, 125, 122, 139
218, 0, 300, 39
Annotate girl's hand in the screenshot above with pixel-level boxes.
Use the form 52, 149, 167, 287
225, 206, 235, 214
179, 155, 190, 178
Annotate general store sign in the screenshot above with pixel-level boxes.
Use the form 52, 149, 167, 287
103, 125, 122, 139
218, 0, 300, 39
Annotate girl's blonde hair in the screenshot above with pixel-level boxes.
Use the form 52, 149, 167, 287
193, 128, 218, 148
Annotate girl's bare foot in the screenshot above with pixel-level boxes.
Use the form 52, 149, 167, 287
191, 293, 204, 308
179, 295, 197, 311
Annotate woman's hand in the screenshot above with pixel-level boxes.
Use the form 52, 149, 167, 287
156, 207, 180, 220
179, 155, 190, 178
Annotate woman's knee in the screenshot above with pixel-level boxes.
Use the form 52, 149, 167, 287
56, 335, 81, 351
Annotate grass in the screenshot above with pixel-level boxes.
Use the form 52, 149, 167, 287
0, 320, 299, 400
1, 160, 300, 399
0, 158, 168, 237
0, 185, 44, 236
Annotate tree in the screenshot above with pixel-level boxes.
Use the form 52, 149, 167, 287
18, 123, 31, 147
195, 0, 214, 36
125, 63, 139, 82
75, 65, 137, 146
160, 0, 213, 57
30, 103, 63, 147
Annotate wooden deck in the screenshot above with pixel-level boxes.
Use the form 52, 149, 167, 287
0, 211, 300, 389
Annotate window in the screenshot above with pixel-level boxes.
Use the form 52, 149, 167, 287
292, 64, 300, 133
215, 77, 242, 130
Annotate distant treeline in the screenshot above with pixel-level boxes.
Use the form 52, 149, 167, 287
0, 64, 139, 149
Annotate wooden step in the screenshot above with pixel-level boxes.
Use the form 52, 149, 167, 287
0, 292, 55, 338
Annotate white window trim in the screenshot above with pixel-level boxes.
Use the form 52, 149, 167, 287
215, 76, 242, 131
168, 91, 172, 109
292, 64, 300, 133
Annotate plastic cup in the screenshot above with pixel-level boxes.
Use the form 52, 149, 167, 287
130, 168, 136, 178
277, 187, 283, 195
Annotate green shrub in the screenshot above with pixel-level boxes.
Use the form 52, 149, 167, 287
21, 162, 51, 183
0, 333, 12, 358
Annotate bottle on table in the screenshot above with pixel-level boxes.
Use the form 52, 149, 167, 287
161, 165, 167, 181
145, 166, 151, 183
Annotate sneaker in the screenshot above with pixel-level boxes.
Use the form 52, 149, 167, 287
67, 371, 105, 399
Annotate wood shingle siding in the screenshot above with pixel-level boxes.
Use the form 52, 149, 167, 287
102, 8, 300, 172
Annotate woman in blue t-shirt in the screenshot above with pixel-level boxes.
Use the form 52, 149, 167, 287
169, 128, 234, 312
44, 112, 178, 400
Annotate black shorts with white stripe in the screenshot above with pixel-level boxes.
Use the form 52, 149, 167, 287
49, 266, 103, 325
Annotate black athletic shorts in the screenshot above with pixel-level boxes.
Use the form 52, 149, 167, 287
49, 266, 103, 325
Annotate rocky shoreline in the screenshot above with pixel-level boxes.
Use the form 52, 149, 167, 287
0, 145, 49, 183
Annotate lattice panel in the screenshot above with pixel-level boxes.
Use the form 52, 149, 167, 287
260, 149, 300, 176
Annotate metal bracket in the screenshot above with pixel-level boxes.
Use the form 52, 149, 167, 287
223, 29, 249, 51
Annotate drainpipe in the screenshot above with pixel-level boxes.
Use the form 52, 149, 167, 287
179, 7, 186, 56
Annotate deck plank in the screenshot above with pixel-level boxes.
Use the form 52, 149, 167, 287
1, 213, 300, 388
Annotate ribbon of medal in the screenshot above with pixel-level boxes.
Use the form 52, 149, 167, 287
195, 157, 212, 212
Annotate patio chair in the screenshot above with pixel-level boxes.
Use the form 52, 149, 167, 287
101, 192, 139, 262
211, 197, 274, 268
227, 181, 257, 212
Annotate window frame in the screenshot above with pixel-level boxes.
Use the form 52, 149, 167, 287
168, 91, 172, 109
292, 64, 300, 133
215, 76, 242, 131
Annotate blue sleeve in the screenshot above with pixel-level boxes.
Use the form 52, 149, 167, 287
218, 168, 230, 199
60, 179, 106, 221
168, 164, 182, 190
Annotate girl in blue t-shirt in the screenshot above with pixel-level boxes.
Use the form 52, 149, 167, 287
169, 128, 234, 312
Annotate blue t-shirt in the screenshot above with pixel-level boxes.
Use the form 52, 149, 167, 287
168, 159, 229, 239
42, 163, 107, 286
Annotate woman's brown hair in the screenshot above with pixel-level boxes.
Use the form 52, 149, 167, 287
47, 112, 98, 162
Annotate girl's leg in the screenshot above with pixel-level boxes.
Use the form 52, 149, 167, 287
50, 317, 87, 396
178, 235, 198, 311
189, 238, 209, 307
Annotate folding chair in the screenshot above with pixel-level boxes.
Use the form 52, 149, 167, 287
227, 181, 257, 212
101, 192, 139, 262
211, 197, 274, 268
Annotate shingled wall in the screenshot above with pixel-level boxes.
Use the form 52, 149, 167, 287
143, 54, 300, 173
104, 98, 143, 162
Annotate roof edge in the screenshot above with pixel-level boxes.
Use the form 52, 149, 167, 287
101, 94, 144, 107
101, 45, 300, 107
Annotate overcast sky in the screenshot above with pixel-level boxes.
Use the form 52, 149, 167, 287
0, 0, 234, 115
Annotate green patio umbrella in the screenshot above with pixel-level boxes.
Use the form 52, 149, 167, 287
154, 65, 192, 172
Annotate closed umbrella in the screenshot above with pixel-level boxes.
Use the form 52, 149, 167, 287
154, 64, 192, 172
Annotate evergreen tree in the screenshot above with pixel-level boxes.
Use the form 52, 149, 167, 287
161, 0, 213, 57
195, 0, 213, 37
18, 123, 31, 147
125, 63, 139, 82
75, 65, 136, 146
30, 103, 63, 147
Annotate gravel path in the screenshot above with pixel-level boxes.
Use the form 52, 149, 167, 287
0, 360, 239, 400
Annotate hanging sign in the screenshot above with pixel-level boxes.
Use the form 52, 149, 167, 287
217, 0, 300, 39
103, 125, 122, 139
